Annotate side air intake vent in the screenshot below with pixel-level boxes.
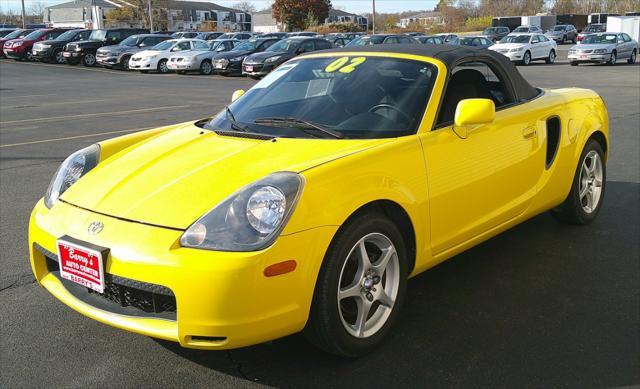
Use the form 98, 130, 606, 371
546, 117, 561, 169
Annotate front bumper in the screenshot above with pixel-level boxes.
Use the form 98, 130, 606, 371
129, 58, 154, 70
567, 53, 611, 63
32, 48, 54, 62
29, 199, 336, 350
96, 54, 118, 66
493, 50, 524, 61
212, 60, 242, 74
167, 59, 199, 71
3, 47, 25, 59
242, 62, 275, 77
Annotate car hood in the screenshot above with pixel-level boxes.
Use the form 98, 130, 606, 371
573, 43, 614, 50
490, 43, 526, 50
246, 51, 293, 63
134, 49, 164, 58
214, 49, 254, 59
98, 44, 126, 54
60, 122, 388, 230
546, 31, 564, 35
72, 39, 105, 47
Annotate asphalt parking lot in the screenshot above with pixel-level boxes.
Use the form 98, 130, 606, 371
1, 47, 638, 388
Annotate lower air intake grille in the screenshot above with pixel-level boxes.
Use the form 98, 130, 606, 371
36, 243, 177, 320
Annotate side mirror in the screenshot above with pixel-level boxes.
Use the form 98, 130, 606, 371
453, 98, 495, 139
231, 89, 245, 102
296, 47, 304, 54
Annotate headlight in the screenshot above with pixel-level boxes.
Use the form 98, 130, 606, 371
509, 48, 523, 52
149, 55, 158, 59
180, 172, 304, 251
14, 41, 23, 47
568, 50, 576, 54
41, 44, 51, 49
75, 47, 82, 52
44, 144, 100, 209
231, 55, 246, 62
265, 55, 281, 63
594, 49, 608, 54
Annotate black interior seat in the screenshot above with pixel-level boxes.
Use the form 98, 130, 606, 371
437, 69, 493, 125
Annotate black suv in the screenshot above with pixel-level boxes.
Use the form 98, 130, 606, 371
63, 28, 148, 66
242, 37, 332, 78
32, 29, 91, 64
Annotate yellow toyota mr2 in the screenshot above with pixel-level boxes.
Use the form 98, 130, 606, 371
29, 45, 609, 357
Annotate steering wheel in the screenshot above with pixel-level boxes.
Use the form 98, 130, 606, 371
368, 104, 412, 125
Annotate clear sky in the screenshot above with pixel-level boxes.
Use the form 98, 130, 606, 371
0, 0, 440, 15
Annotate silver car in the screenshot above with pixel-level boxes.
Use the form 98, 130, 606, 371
568, 32, 638, 65
167, 39, 239, 75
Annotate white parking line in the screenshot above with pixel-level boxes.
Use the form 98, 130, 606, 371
3, 99, 110, 109
0, 105, 190, 125
0, 127, 153, 148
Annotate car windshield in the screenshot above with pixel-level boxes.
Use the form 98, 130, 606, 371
119, 36, 138, 46
89, 29, 107, 40
153, 40, 175, 50
582, 34, 617, 44
483, 28, 497, 34
267, 39, 299, 52
501, 35, 530, 43
3, 30, 24, 39
585, 24, 606, 32
55, 29, 80, 41
218, 33, 234, 40
459, 37, 475, 45
513, 27, 528, 32
234, 40, 257, 51
204, 57, 437, 139
23, 29, 47, 40
552, 26, 566, 31
347, 36, 385, 46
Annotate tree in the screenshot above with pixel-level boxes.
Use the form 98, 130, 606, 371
28, 1, 47, 18
232, 1, 257, 13
272, 0, 331, 31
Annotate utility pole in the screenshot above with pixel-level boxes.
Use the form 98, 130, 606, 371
20, 0, 26, 28
148, 0, 154, 32
372, 0, 376, 34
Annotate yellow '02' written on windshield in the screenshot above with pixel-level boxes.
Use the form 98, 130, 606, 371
324, 57, 367, 74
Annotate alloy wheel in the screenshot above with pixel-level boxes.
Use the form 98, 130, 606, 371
84, 53, 96, 66
337, 233, 400, 338
549, 50, 556, 63
55, 50, 64, 64
578, 150, 604, 214
610, 52, 616, 65
158, 59, 168, 73
201, 61, 213, 75
523, 51, 531, 65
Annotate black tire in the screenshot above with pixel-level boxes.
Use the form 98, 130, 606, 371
53, 49, 65, 64
176, 70, 186, 75
608, 50, 617, 65
628, 49, 637, 64
24, 47, 34, 61
140, 70, 149, 74
551, 139, 606, 225
570, 61, 578, 66
522, 51, 531, 65
545, 49, 556, 64
199, 59, 213, 75
120, 55, 131, 70
304, 211, 408, 357
157, 58, 169, 73
81, 52, 96, 67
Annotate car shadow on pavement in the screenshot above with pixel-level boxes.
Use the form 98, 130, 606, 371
156, 181, 639, 388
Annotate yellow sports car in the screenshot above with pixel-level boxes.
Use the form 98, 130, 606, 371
29, 45, 609, 357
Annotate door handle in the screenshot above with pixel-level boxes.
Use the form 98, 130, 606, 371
523, 127, 537, 139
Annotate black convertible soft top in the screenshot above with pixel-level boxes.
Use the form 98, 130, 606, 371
313, 44, 540, 102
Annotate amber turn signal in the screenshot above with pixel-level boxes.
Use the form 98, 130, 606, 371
264, 260, 297, 277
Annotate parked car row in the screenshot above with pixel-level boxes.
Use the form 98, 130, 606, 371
2, 27, 637, 73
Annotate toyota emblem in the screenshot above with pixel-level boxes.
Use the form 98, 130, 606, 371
87, 221, 104, 235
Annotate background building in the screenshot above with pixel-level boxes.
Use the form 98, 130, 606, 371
399, 11, 444, 28
325, 9, 368, 30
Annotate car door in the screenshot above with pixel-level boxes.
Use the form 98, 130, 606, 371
617, 34, 630, 58
420, 61, 545, 254
529, 34, 541, 58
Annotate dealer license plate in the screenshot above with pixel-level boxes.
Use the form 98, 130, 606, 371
63, 52, 71, 57
214, 63, 223, 69
57, 239, 106, 293
245, 65, 253, 72
580, 55, 588, 59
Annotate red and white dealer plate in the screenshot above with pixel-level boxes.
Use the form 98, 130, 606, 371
56, 239, 106, 293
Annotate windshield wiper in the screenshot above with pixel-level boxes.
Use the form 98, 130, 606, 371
225, 106, 252, 132
254, 117, 344, 139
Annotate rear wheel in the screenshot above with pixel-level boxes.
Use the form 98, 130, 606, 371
157, 58, 169, 73
628, 49, 637, 64
522, 51, 531, 65
54, 49, 65, 64
199, 59, 213, 75
608, 50, 617, 65
551, 140, 606, 225
304, 212, 408, 357
546, 49, 556, 64
82, 52, 96, 67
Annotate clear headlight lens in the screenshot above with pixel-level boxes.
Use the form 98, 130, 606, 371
41, 44, 51, 49
44, 144, 100, 209
265, 55, 281, 63
594, 49, 607, 54
14, 41, 23, 47
180, 172, 304, 252
75, 47, 82, 51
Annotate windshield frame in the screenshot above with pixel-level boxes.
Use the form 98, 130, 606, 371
202, 54, 441, 139
89, 29, 107, 40
54, 29, 81, 41
500, 34, 531, 44
23, 29, 47, 40
266, 39, 300, 53
119, 35, 139, 46
233, 40, 258, 51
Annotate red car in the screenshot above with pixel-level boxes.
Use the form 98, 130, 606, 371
0, 28, 33, 58
3, 28, 71, 60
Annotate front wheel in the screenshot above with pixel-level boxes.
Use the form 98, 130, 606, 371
628, 49, 637, 64
120, 55, 131, 70
304, 212, 408, 357
570, 61, 578, 66
157, 58, 169, 73
199, 59, 213, 75
82, 52, 96, 67
546, 49, 556, 64
522, 51, 531, 65
551, 140, 606, 225
24, 47, 34, 61
53, 49, 65, 64
608, 51, 617, 65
